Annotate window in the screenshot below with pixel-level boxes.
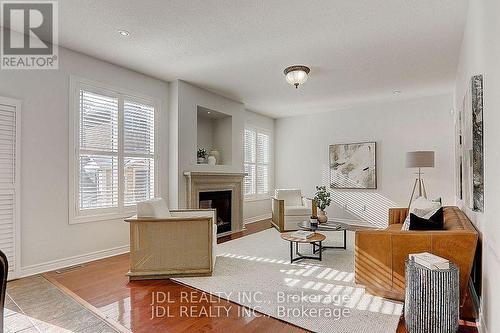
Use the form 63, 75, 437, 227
244, 127, 271, 198
70, 78, 157, 222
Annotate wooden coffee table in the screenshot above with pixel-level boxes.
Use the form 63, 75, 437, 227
281, 232, 326, 263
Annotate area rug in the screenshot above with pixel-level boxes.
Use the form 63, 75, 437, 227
174, 228, 402, 333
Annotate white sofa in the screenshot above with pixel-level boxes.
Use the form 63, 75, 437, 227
271, 189, 312, 231
125, 198, 217, 280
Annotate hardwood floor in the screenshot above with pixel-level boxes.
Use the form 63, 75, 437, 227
43, 219, 477, 333
45, 220, 305, 333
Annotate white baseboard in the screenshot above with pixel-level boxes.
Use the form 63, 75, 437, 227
20, 245, 130, 278
244, 213, 271, 225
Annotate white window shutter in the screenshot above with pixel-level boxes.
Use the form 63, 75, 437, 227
78, 90, 119, 210
80, 91, 118, 152
244, 129, 256, 163
256, 132, 270, 165
256, 165, 269, 194
244, 129, 256, 196
0, 100, 19, 278
244, 164, 256, 196
244, 128, 271, 197
123, 100, 155, 206
73, 81, 157, 219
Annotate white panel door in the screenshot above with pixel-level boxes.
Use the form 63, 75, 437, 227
0, 97, 21, 280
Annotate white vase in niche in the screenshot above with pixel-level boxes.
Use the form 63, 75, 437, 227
209, 149, 220, 165
207, 155, 216, 166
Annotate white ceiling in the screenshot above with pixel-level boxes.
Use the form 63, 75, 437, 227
57, 0, 468, 118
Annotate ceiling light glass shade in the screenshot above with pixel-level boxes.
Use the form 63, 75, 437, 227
284, 65, 310, 88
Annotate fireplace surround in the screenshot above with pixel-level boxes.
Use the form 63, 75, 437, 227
184, 172, 245, 236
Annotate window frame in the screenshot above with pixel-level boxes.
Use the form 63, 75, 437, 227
69, 76, 159, 224
244, 125, 272, 201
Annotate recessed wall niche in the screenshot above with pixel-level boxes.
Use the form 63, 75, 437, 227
196, 106, 232, 166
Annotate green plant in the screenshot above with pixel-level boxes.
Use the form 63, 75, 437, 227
314, 185, 331, 211
197, 148, 208, 159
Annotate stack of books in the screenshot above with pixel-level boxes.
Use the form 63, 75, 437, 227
409, 252, 450, 270
290, 230, 315, 240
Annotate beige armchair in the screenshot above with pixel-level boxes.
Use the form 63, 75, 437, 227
271, 189, 315, 232
124, 198, 217, 280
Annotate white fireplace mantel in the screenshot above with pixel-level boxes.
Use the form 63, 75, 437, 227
184, 171, 246, 235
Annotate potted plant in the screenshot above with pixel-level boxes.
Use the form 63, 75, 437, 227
314, 185, 331, 223
197, 148, 208, 164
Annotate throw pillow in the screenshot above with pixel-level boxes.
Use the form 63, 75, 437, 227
401, 196, 442, 231
409, 207, 444, 230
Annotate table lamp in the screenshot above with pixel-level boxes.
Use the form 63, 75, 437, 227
406, 151, 435, 207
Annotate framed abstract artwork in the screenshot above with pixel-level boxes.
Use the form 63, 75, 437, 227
329, 142, 377, 189
471, 74, 484, 212
455, 74, 484, 212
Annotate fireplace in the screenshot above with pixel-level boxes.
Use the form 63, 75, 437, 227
199, 190, 232, 234
184, 172, 245, 236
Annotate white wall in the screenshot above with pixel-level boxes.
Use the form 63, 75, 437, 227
213, 116, 233, 165
275, 94, 455, 227
0, 46, 168, 274
244, 110, 275, 223
455, 1, 500, 331
196, 115, 213, 149
169, 80, 245, 209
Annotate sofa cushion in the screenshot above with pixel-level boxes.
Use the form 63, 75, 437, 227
137, 197, 171, 218
275, 189, 303, 206
409, 207, 444, 230
284, 205, 310, 216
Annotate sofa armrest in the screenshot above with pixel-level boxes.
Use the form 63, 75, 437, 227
355, 229, 393, 292
170, 209, 216, 221
124, 215, 213, 223
388, 207, 408, 225
271, 196, 285, 231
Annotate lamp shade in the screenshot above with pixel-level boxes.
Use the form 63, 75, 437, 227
405, 151, 435, 168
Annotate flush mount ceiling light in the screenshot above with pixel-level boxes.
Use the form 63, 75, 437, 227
393, 90, 402, 95
118, 29, 130, 37
284, 65, 310, 89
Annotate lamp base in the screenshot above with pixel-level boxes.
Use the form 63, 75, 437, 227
408, 177, 427, 208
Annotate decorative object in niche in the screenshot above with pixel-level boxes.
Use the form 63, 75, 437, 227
329, 142, 377, 189
207, 155, 216, 165
197, 148, 208, 164
209, 149, 220, 165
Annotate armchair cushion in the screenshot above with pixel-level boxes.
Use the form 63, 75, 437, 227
275, 189, 303, 206
137, 198, 171, 218
284, 205, 310, 216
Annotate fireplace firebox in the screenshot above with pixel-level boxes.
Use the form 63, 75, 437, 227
199, 190, 232, 234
